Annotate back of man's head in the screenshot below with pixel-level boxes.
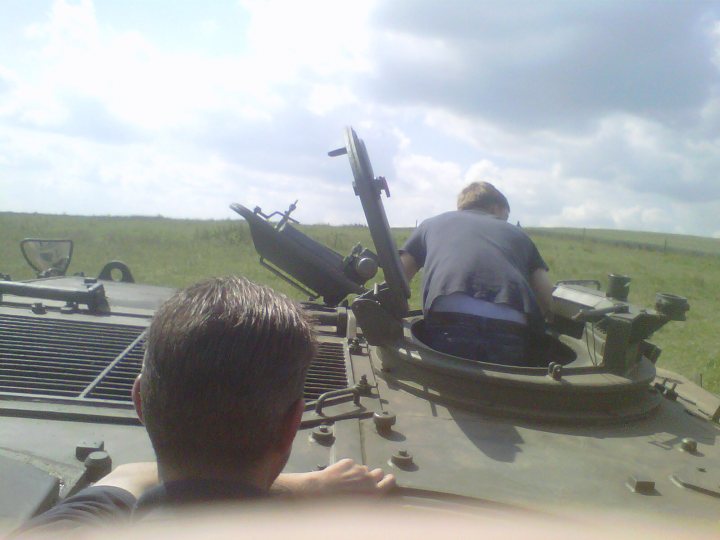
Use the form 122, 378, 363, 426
139, 276, 316, 476
457, 181, 510, 214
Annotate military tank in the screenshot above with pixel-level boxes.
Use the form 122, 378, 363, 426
234, 128, 720, 521
0, 127, 718, 533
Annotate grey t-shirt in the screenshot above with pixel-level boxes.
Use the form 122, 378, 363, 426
401, 209, 548, 331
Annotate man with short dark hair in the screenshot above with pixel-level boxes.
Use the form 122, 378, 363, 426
137, 276, 316, 491
18, 276, 393, 533
400, 182, 553, 366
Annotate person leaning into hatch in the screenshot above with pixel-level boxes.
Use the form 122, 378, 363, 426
399, 182, 554, 366
16, 276, 394, 534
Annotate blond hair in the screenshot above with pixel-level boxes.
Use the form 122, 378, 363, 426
457, 182, 509, 212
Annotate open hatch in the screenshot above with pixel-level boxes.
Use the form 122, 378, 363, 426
236, 126, 691, 423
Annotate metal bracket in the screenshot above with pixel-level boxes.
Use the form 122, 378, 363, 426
0, 281, 110, 314
314, 387, 361, 415
556, 279, 602, 290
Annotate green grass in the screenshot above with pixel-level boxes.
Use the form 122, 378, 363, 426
532, 227, 720, 256
2, 212, 718, 394
530, 235, 719, 392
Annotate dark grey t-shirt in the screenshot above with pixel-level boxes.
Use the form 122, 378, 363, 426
401, 209, 548, 330
14, 480, 266, 535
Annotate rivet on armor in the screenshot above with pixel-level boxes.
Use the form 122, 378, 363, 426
680, 438, 698, 453
391, 449, 414, 469
356, 375, 372, 396
312, 425, 334, 444
373, 410, 396, 434
548, 362, 562, 381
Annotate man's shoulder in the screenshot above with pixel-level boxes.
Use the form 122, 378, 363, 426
13, 486, 136, 535
419, 210, 465, 227
418, 210, 534, 241
424, 210, 516, 230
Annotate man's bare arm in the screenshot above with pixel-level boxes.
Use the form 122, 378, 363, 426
94, 459, 395, 499
529, 268, 554, 317
272, 459, 395, 497
400, 252, 419, 282
94, 462, 159, 498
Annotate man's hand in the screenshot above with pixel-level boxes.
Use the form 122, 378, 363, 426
272, 458, 395, 497
311, 458, 396, 495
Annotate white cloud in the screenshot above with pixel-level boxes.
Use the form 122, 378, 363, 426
1, 0, 719, 240
387, 152, 463, 225
465, 160, 502, 184
306, 85, 358, 116
241, 0, 374, 80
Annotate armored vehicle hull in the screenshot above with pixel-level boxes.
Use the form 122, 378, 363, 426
1, 128, 719, 533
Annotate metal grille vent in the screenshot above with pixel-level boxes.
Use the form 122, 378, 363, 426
85, 337, 145, 401
0, 314, 144, 404
83, 340, 350, 402
1, 313, 349, 405
304, 342, 349, 400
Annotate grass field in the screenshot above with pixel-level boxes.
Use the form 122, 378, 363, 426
531, 227, 720, 257
2, 212, 718, 394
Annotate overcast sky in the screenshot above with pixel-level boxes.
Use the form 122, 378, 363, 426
2, 0, 720, 237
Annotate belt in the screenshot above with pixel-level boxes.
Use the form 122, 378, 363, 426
426, 312, 528, 338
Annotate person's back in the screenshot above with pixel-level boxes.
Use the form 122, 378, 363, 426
401, 182, 553, 366
414, 209, 544, 323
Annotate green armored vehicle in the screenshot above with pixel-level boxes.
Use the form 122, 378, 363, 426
0, 127, 717, 533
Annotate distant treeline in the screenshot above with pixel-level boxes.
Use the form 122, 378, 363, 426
526, 228, 720, 259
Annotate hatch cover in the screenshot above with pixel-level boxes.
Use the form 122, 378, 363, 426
672, 466, 720, 498
344, 127, 409, 315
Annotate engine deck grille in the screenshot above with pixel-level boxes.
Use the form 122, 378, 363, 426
1, 314, 350, 406
85, 337, 146, 401
304, 342, 350, 400
0, 314, 145, 405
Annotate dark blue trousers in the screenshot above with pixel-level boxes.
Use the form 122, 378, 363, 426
425, 312, 529, 366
